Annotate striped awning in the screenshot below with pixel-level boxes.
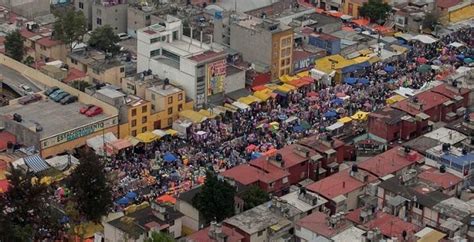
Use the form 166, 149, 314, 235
24, 154, 50, 173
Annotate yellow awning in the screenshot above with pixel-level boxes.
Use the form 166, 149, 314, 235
126, 136, 140, 146
386, 94, 406, 104
238, 95, 262, 105
417, 230, 446, 242
279, 74, 298, 83
166, 129, 178, 136
358, 49, 373, 56
254, 89, 271, 101
179, 110, 207, 123
136, 132, 158, 143
296, 71, 310, 77
351, 111, 369, 121
338, 117, 352, 124
276, 84, 296, 93
265, 83, 280, 90
198, 109, 217, 119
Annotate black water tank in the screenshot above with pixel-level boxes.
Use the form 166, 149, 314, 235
13, 113, 22, 122
440, 165, 446, 173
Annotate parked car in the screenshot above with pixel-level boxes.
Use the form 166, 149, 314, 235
80, 104, 94, 114
44, 86, 59, 96
117, 33, 131, 40
85, 106, 103, 117
52, 92, 69, 102
60, 95, 78, 105
19, 84, 32, 92
18, 94, 42, 105
49, 89, 64, 99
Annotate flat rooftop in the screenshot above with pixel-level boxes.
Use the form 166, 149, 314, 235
148, 84, 182, 97
423, 127, 467, 145
0, 98, 110, 139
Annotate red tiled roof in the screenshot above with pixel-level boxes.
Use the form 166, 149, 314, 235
293, 50, 314, 61
298, 135, 333, 153
20, 29, 37, 38
358, 147, 422, 177
0, 131, 16, 151
276, 144, 318, 167
188, 51, 225, 62
221, 165, 261, 185
346, 209, 420, 240
0, 179, 8, 193
306, 169, 377, 199
430, 83, 470, 99
437, 0, 461, 8
143, 29, 157, 35
297, 212, 352, 238
250, 158, 290, 183
392, 90, 450, 116
418, 167, 462, 189
37, 37, 62, 48
64, 68, 87, 83
187, 225, 245, 242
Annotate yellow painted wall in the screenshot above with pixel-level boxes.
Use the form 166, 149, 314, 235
445, 4, 474, 23
343, 1, 363, 17
88, 65, 125, 86
35, 43, 68, 62
271, 29, 294, 80
126, 102, 154, 137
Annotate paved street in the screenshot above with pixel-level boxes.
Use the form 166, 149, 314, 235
0, 64, 43, 96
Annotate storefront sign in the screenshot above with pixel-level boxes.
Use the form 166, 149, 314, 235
293, 55, 317, 72
206, 59, 226, 96
41, 117, 117, 149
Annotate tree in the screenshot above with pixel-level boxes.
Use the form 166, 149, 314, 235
423, 11, 440, 31
68, 150, 112, 223
146, 231, 176, 242
241, 186, 270, 211
192, 172, 236, 223
53, 8, 87, 50
5, 30, 25, 61
23, 56, 35, 66
87, 25, 120, 56
70, 80, 91, 92
359, 0, 392, 23
0, 165, 62, 241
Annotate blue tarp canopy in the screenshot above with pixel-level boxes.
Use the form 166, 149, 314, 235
251, 152, 262, 160
278, 114, 288, 120
163, 152, 177, 163
126, 191, 137, 199
293, 125, 305, 133
344, 77, 358, 85
357, 78, 369, 85
116, 197, 130, 205
384, 65, 395, 73
331, 98, 344, 105
324, 110, 337, 118
456, 54, 465, 60
24, 154, 50, 173
341, 61, 370, 73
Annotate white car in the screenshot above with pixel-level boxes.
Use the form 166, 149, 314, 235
20, 84, 32, 92
117, 33, 131, 40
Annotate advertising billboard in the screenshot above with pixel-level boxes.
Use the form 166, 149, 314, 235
206, 59, 226, 96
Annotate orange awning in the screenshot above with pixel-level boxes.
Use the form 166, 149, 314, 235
329, 11, 344, 18
252, 85, 267, 91
353, 18, 369, 26
157, 194, 177, 204
315, 8, 325, 13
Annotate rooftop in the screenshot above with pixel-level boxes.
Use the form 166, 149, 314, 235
177, 186, 202, 204
188, 50, 227, 63
369, 106, 407, 125
436, 0, 461, 8
0, 131, 15, 151
97, 88, 126, 99
275, 144, 318, 167
331, 226, 366, 242
432, 197, 474, 221
224, 203, 293, 235
417, 166, 462, 189
249, 158, 290, 183
186, 224, 245, 242
147, 83, 183, 97
346, 209, 420, 240
358, 147, 422, 178
0, 98, 110, 139
306, 169, 377, 199
297, 212, 353, 238
403, 136, 440, 154
423, 127, 467, 145
279, 189, 328, 213
430, 83, 470, 99
392, 91, 450, 116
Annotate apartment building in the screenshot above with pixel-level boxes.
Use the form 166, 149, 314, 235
20, 26, 68, 62
90, 0, 128, 33
127, 2, 160, 37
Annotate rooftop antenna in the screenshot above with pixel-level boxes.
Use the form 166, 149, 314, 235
234, 0, 237, 12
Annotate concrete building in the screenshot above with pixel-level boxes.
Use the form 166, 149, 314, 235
20, 27, 68, 62
92, 0, 128, 33
214, 14, 293, 80
137, 16, 228, 108
175, 186, 206, 234
75, 0, 94, 29
185, 222, 245, 242
67, 49, 125, 85
295, 212, 363, 242
127, 2, 160, 37
0, 0, 50, 19
104, 202, 184, 241
145, 81, 186, 129
0, 54, 119, 158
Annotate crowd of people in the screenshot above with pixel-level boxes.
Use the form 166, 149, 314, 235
107, 27, 474, 209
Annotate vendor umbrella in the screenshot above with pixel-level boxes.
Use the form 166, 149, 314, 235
251, 152, 262, 160
163, 152, 177, 163
324, 111, 337, 119
416, 57, 427, 64
126, 191, 137, 199
343, 77, 357, 85
278, 114, 288, 120
384, 65, 395, 73
331, 98, 344, 106
357, 78, 369, 85
300, 121, 311, 130
417, 64, 431, 73
456, 54, 465, 60
116, 197, 130, 205
464, 58, 474, 64
307, 91, 318, 97
246, 144, 257, 152
432, 59, 442, 65
293, 125, 305, 133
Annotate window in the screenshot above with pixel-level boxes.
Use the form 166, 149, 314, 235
269, 182, 274, 188
131, 120, 137, 127
168, 96, 173, 104
178, 104, 183, 111
172, 31, 178, 41
168, 107, 173, 114
120, 67, 125, 73
79, 2, 84, 9
257, 230, 263, 237
178, 93, 183, 101
162, 49, 180, 63
96, 18, 102, 25
131, 109, 137, 116
71, 59, 78, 65
131, 130, 137, 136
142, 106, 147, 113
151, 104, 155, 111
285, 58, 290, 65
150, 49, 160, 57
168, 117, 173, 126
142, 116, 147, 124
282, 177, 288, 183
151, 93, 156, 100
150, 37, 160, 43
145, 15, 150, 20
142, 127, 147, 132
300, 172, 306, 179
96, 9, 101, 16
281, 59, 285, 66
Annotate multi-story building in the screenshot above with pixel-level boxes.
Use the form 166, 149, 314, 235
20, 27, 68, 62
216, 15, 293, 80
92, 0, 128, 33
0, 0, 50, 18
67, 49, 125, 85
75, 0, 94, 29
137, 16, 227, 108
127, 2, 160, 37
145, 81, 186, 129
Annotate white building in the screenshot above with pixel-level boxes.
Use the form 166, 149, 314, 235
137, 16, 235, 108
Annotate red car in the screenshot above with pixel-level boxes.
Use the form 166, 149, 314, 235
85, 106, 103, 117
80, 104, 94, 114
